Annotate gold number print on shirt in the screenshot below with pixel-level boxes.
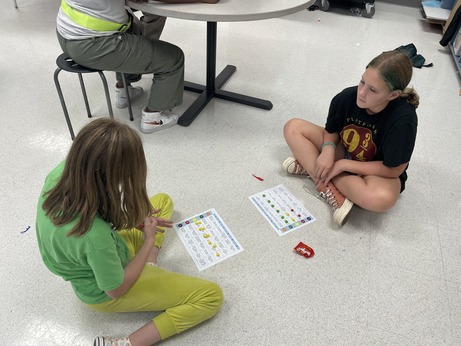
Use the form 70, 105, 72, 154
340, 125, 376, 161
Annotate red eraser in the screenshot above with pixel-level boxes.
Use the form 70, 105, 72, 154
294, 242, 315, 258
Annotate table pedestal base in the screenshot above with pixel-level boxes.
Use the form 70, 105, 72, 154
179, 22, 273, 127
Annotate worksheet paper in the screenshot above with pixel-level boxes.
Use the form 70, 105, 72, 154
249, 184, 316, 236
174, 209, 244, 271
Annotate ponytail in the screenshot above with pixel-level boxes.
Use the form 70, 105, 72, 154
400, 87, 419, 108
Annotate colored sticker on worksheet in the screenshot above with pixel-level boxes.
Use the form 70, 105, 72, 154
249, 184, 316, 236
174, 208, 243, 271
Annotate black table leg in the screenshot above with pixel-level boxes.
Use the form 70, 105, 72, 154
179, 21, 273, 127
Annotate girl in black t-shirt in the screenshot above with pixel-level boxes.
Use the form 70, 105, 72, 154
283, 51, 419, 226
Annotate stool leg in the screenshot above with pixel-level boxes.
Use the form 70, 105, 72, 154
78, 73, 92, 118
54, 68, 75, 140
121, 73, 134, 121
97, 71, 114, 119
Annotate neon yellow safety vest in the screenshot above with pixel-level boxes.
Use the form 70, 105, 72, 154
60, 0, 131, 32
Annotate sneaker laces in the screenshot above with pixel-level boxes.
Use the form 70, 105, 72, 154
303, 181, 323, 202
318, 186, 340, 210
292, 160, 308, 175
303, 181, 340, 209
305, 180, 353, 226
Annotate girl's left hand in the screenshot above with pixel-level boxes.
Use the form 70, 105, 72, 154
149, 208, 173, 228
153, 217, 173, 229
141, 216, 173, 241
138, 215, 173, 233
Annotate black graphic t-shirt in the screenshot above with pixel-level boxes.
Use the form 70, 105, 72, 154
325, 86, 418, 182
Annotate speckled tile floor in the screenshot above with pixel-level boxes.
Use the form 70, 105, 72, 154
2, 1, 461, 345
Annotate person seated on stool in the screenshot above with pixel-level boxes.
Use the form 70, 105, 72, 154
56, 0, 219, 133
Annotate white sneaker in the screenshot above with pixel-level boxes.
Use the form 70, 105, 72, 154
141, 108, 179, 133
115, 86, 144, 109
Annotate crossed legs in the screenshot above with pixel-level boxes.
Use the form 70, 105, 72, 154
89, 194, 223, 345
283, 118, 401, 212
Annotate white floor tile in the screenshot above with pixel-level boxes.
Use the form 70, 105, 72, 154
2, 1, 460, 345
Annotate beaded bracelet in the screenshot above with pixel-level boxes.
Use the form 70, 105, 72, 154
321, 142, 336, 149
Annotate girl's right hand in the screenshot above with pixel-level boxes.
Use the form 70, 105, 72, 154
315, 149, 335, 182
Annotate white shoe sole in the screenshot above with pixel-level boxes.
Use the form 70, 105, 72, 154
140, 119, 178, 134
333, 198, 354, 226
282, 157, 296, 173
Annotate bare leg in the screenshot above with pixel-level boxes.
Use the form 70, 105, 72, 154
284, 119, 400, 212
129, 321, 161, 346
333, 174, 401, 212
283, 118, 345, 182
284, 118, 400, 213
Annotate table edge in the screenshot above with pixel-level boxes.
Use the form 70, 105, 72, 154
126, 1, 315, 22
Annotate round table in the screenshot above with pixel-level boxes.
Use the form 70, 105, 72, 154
126, 0, 315, 126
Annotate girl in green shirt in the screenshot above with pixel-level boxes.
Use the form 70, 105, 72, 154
36, 118, 223, 346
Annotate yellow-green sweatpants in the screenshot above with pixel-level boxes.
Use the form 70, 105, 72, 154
88, 193, 223, 340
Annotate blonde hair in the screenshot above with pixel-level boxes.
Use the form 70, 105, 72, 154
43, 118, 152, 236
367, 51, 420, 108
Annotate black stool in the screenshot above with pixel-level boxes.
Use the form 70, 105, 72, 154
54, 54, 134, 139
